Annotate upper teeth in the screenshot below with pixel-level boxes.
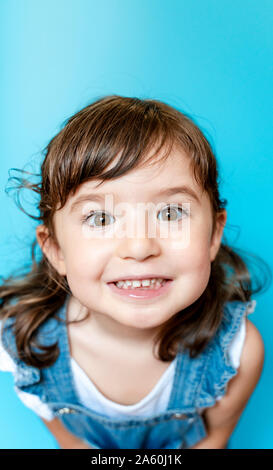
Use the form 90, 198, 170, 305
115, 278, 165, 289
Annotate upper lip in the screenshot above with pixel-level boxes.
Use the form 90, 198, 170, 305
107, 274, 173, 283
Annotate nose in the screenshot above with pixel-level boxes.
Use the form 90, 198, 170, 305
116, 235, 161, 261
115, 205, 161, 261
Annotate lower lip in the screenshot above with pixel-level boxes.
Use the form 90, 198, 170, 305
107, 280, 173, 299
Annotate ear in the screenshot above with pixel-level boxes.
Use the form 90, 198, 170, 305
209, 210, 227, 262
36, 224, 67, 276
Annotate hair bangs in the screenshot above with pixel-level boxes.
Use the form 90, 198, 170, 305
46, 97, 175, 210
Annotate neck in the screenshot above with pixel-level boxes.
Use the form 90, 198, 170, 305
67, 295, 161, 351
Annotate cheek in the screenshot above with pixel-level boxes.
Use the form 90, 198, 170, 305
63, 239, 110, 279
170, 227, 212, 283
172, 224, 211, 262
172, 243, 212, 303
174, 249, 211, 277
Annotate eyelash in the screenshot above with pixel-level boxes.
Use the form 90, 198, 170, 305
81, 205, 190, 228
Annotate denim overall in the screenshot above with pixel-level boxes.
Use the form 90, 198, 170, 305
2, 297, 251, 449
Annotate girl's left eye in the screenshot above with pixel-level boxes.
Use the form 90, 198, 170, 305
82, 205, 189, 228
157, 205, 188, 222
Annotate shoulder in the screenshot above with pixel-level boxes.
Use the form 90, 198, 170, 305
243, 318, 264, 368
0, 320, 17, 372
226, 317, 264, 404
234, 318, 264, 392
203, 318, 264, 433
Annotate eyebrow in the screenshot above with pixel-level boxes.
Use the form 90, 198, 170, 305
69, 185, 201, 213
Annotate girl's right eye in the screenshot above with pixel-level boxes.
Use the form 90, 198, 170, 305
82, 211, 114, 228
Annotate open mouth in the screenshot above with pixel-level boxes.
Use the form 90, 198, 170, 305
111, 278, 170, 289
107, 279, 173, 299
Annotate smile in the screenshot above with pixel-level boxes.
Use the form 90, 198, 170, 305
107, 279, 173, 300
115, 278, 167, 289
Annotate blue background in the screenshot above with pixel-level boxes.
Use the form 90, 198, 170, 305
0, 0, 272, 449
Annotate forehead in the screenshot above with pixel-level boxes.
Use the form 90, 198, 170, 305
54, 146, 211, 226
70, 148, 205, 202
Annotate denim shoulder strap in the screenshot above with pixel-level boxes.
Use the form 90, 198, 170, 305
0, 302, 66, 391
194, 300, 252, 410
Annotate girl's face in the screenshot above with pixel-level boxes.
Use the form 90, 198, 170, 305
37, 146, 226, 336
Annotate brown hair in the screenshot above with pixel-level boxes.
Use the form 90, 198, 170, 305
0, 94, 271, 367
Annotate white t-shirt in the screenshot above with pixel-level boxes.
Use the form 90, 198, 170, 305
0, 301, 256, 421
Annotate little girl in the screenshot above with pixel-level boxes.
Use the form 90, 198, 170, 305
0, 95, 267, 449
